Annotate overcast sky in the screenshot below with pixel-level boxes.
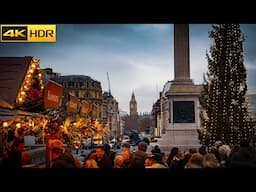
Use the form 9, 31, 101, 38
0, 24, 256, 113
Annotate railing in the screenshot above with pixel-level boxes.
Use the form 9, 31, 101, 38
23, 146, 46, 166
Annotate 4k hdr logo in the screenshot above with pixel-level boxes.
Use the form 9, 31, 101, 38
0, 25, 56, 42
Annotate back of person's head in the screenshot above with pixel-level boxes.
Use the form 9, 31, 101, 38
169, 147, 179, 156
198, 145, 208, 155
114, 154, 123, 168
138, 141, 147, 152
168, 147, 179, 162
142, 137, 150, 145
49, 139, 64, 154
86, 150, 96, 161
151, 145, 161, 154
186, 153, 203, 168
189, 148, 198, 154
104, 144, 111, 155
122, 142, 130, 149
85, 159, 99, 168
203, 153, 219, 168
151, 153, 162, 162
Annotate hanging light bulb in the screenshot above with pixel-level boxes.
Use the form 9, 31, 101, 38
3, 122, 8, 127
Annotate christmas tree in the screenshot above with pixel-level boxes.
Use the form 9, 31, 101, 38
199, 24, 255, 146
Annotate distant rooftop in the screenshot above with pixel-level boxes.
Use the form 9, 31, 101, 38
54, 75, 99, 82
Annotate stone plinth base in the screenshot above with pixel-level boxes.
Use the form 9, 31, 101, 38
157, 128, 200, 154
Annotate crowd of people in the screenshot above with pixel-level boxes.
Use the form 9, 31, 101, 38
48, 138, 256, 168
1, 136, 256, 168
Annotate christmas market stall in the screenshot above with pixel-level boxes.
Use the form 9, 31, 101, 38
0, 57, 110, 167
0, 56, 46, 166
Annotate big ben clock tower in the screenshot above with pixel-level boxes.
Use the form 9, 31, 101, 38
130, 91, 138, 116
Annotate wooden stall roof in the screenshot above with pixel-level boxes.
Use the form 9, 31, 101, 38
0, 56, 32, 106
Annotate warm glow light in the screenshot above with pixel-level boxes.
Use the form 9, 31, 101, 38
3, 122, 8, 127
16, 123, 21, 128
18, 97, 23, 102
21, 91, 26, 95
31, 64, 36, 68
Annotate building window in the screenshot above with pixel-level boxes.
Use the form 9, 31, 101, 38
68, 82, 74, 88
79, 91, 84, 98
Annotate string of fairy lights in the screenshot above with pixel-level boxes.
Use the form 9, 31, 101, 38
0, 56, 111, 146
201, 24, 255, 146
16, 57, 44, 105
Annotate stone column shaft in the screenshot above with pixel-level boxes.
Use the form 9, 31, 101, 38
174, 24, 191, 82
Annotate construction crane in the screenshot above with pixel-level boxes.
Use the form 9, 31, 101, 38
107, 72, 111, 96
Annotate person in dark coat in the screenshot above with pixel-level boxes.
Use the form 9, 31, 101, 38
95, 145, 112, 168
3, 138, 25, 168
130, 141, 148, 168
50, 139, 75, 168
167, 147, 179, 168
104, 144, 116, 167
229, 139, 256, 168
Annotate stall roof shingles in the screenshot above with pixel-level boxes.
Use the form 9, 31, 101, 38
0, 56, 32, 106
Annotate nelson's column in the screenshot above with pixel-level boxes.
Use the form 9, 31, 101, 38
158, 24, 202, 151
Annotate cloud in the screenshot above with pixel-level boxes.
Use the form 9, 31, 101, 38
1, 24, 256, 113
129, 24, 172, 33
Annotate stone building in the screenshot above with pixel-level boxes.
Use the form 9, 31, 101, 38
151, 97, 161, 137
130, 91, 138, 116
123, 92, 152, 134
102, 91, 120, 138
51, 75, 103, 118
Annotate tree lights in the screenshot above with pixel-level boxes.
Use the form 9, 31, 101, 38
199, 24, 255, 146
